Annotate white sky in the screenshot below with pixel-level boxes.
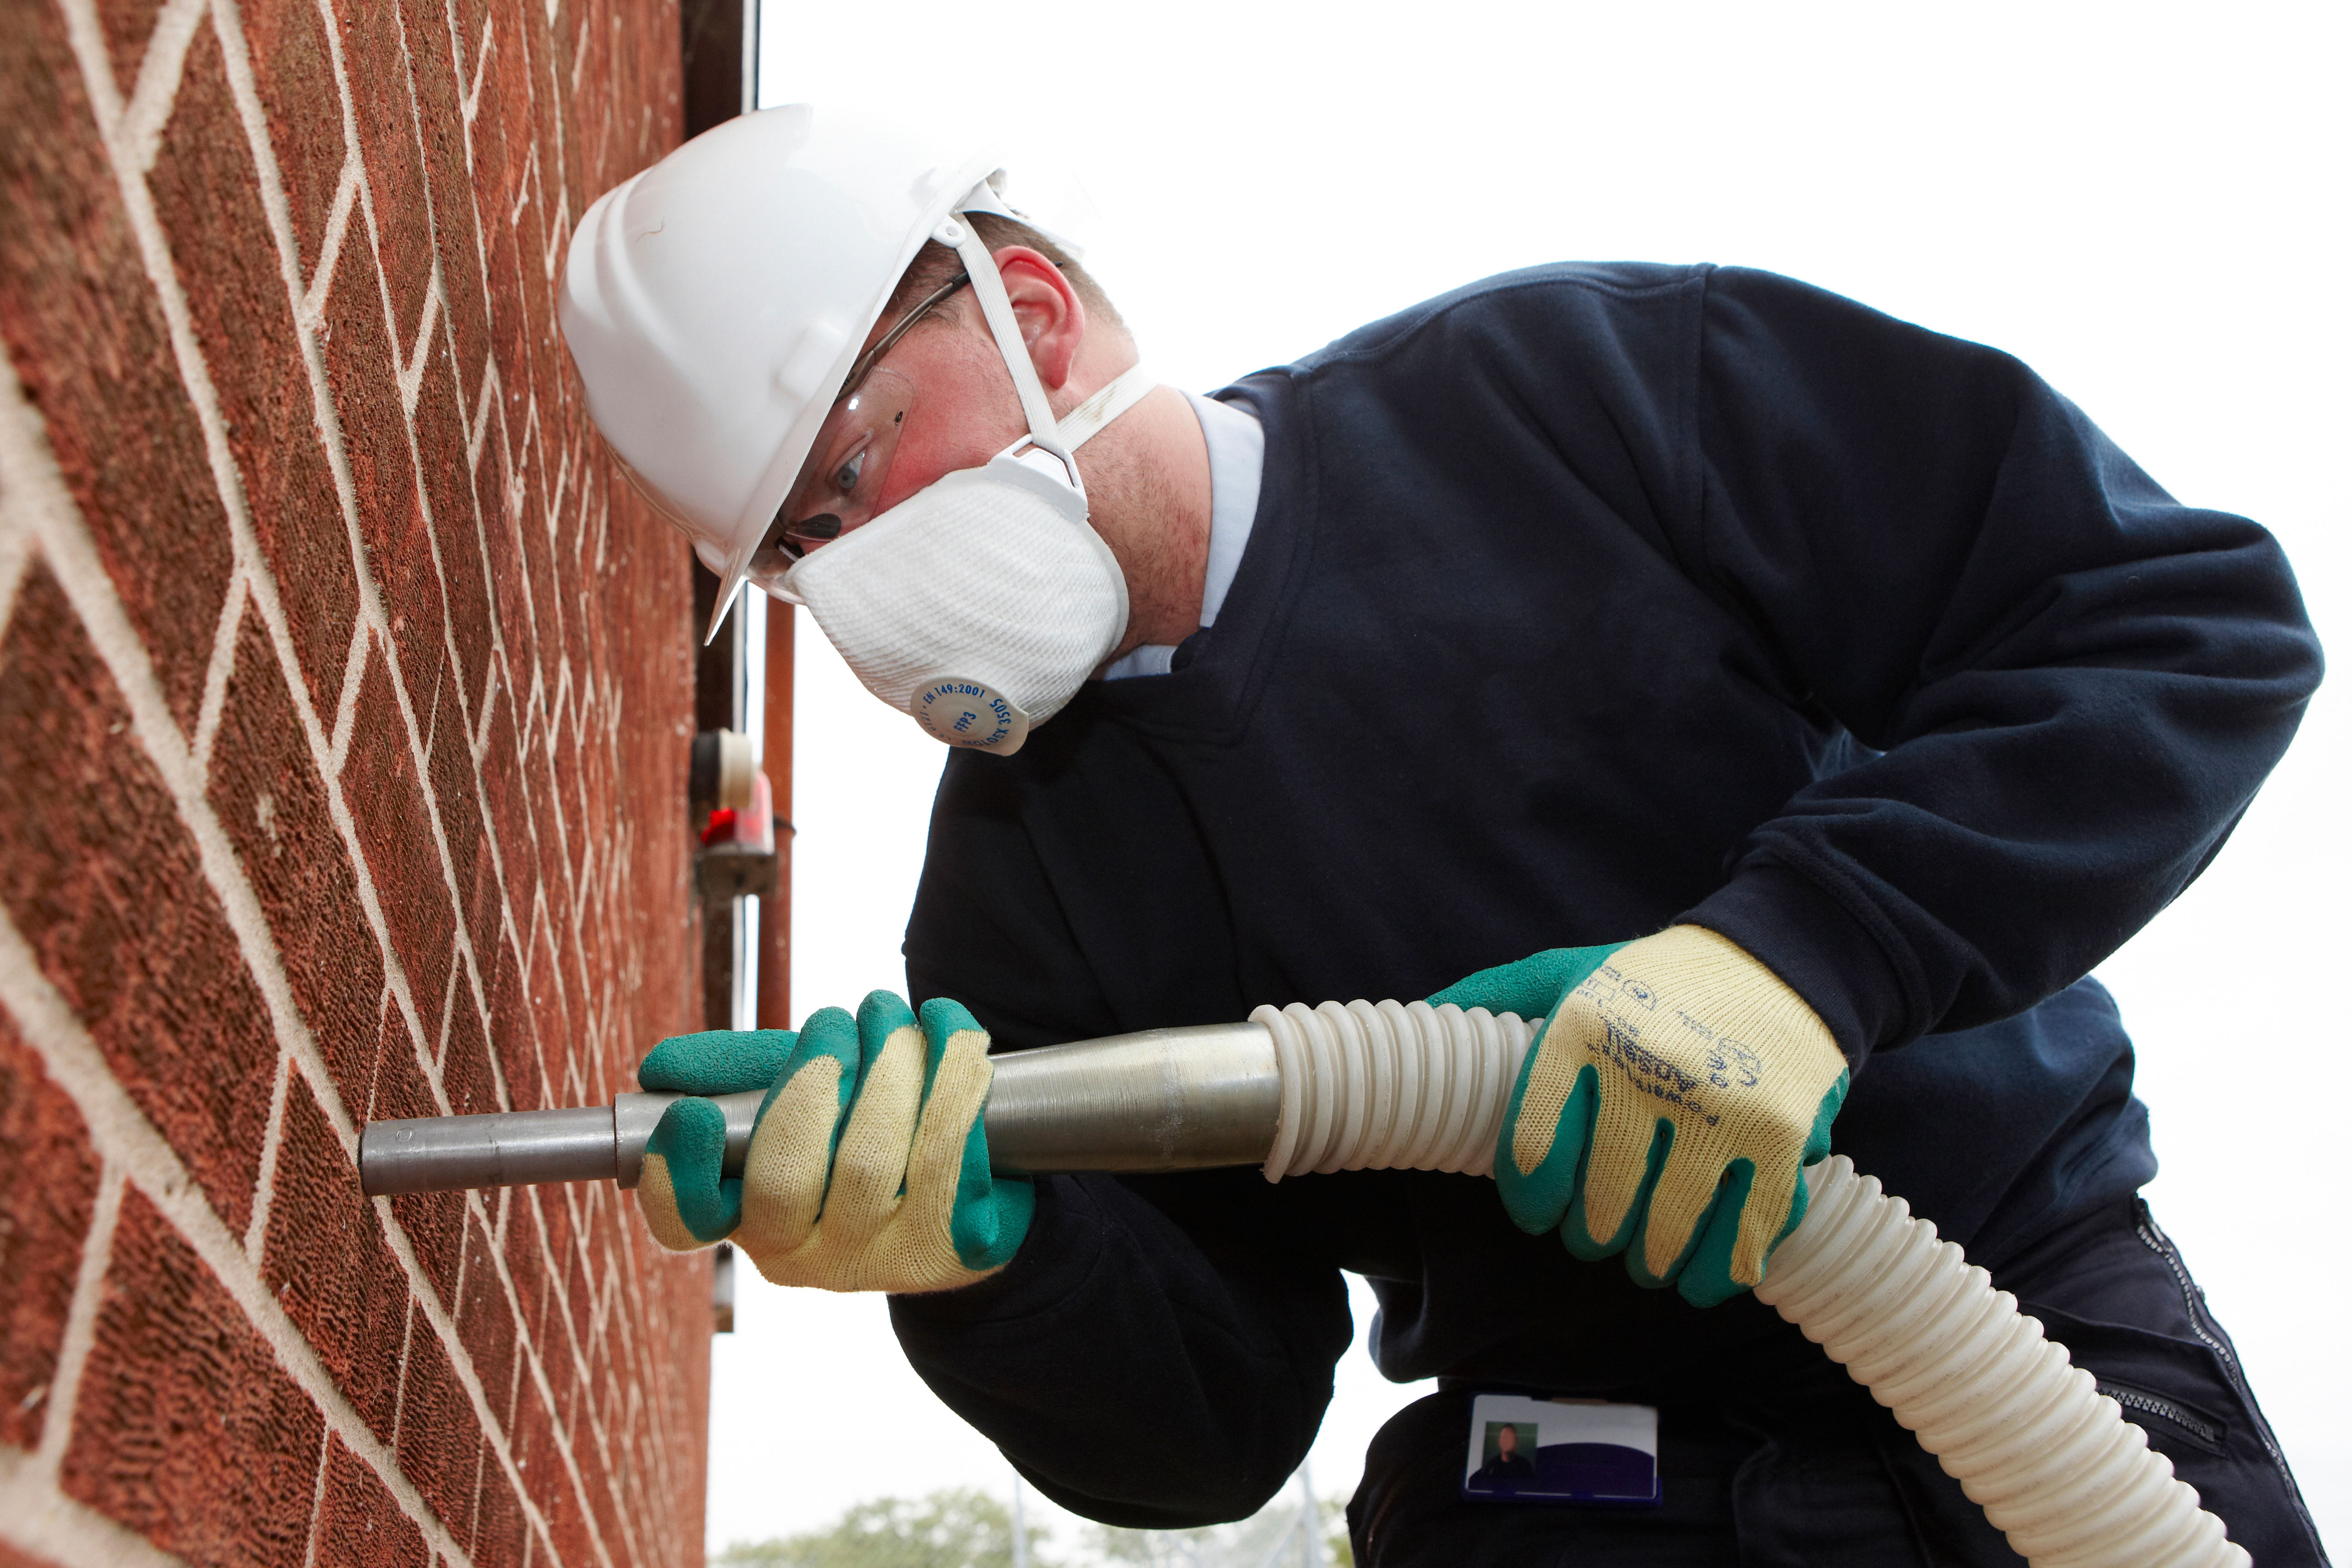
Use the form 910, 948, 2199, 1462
711, 0, 2348, 1554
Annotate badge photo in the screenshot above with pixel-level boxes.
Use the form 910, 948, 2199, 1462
1460, 1393, 1661, 1507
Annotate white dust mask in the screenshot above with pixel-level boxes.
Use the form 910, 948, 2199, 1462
779, 212, 1156, 755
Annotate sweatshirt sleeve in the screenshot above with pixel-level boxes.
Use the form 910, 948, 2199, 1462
888, 1166, 1353, 1528
894, 769, 1356, 1528
1674, 267, 2322, 1060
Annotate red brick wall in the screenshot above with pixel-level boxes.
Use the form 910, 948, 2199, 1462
0, 0, 708, 1564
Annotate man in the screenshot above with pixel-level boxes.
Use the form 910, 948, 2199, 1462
1472, 1425, 1537, 1491
561, 105, 2328, 1564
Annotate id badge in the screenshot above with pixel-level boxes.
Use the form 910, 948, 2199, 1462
1460, 1391, 1661, 1506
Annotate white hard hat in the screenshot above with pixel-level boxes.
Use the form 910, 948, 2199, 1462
559, 103, 1026, 642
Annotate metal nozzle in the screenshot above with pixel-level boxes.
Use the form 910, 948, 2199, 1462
357, 1021, 1281, 1198
978, 1022, 1280, 1175
358, 1103, 621, 1196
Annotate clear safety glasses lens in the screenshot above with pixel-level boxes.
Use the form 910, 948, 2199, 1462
746, 367, 917, 593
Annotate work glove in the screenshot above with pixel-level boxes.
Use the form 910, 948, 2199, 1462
1431, 926, 1850, 1308
632, 990, 1032, 1293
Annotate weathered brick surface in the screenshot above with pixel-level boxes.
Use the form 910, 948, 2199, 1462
0, 0, 236, 736
314, 1435, 431, 1568
236, 0, 345, 280
0, 0, 703, 1562
148, 22, 355, 714
0, 1016, 98, 1451
91, 0, 160, 100
343, 646, 458, 1046
61, 1190, 326, 1567
259, 1074, 409, 1447
452, 1215, 520, 1430
206, 615, 384, 1103
0, 567, 278, 1237
392, 1310, 486, 1543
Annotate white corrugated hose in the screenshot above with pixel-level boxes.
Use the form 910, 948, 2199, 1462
1248, 999, 2247, 1568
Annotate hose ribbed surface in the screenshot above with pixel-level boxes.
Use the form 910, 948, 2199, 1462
1754, 1157, 2247, 1568
1251, 1000, 1534, 1179
1250, 1000, 2247, 1568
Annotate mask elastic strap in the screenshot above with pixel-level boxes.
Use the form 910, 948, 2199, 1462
937, 213, 1077, 486
1055, 362, 1156, 451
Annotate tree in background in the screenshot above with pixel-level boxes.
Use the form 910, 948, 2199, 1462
717, 1489, 1353, 1568
715, 1489, 1050, 1568
1324, 1497, 1354, 1568
1088, 1493, 1350, 1567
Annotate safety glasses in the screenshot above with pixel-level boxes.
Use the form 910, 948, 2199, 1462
746, 272, 972, 592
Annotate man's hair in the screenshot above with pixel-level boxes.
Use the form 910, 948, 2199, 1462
882, 210, 1126, 336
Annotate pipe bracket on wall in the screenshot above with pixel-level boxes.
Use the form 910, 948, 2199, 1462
691, 582, 772, 1029
695, 753, 777, 903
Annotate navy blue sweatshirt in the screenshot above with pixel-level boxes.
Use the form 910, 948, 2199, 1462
888, 265, 2321, 1528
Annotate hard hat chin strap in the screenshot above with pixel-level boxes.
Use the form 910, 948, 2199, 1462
935, 211, 1087, 493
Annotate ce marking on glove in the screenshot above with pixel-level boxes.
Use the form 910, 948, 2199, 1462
1704, 1036, 1762, 1093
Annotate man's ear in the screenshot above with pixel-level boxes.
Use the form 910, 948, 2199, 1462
991, 245, 1086, 392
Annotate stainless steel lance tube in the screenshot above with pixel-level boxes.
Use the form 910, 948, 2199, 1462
357, 1022, 1281, 1197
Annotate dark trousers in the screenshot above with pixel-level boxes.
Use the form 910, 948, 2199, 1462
1347, 1198, 2329, 1566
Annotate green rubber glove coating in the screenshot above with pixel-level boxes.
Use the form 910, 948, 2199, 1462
637, 1028, 801, 1246
916, 995, 1034, 1271
646, 1095, 738, 1244
1672, 1157, 1757, 1307
639, 1029, 799, 1095
1427, 943, 1628, 1022
1671, 1077, 1846, 1307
